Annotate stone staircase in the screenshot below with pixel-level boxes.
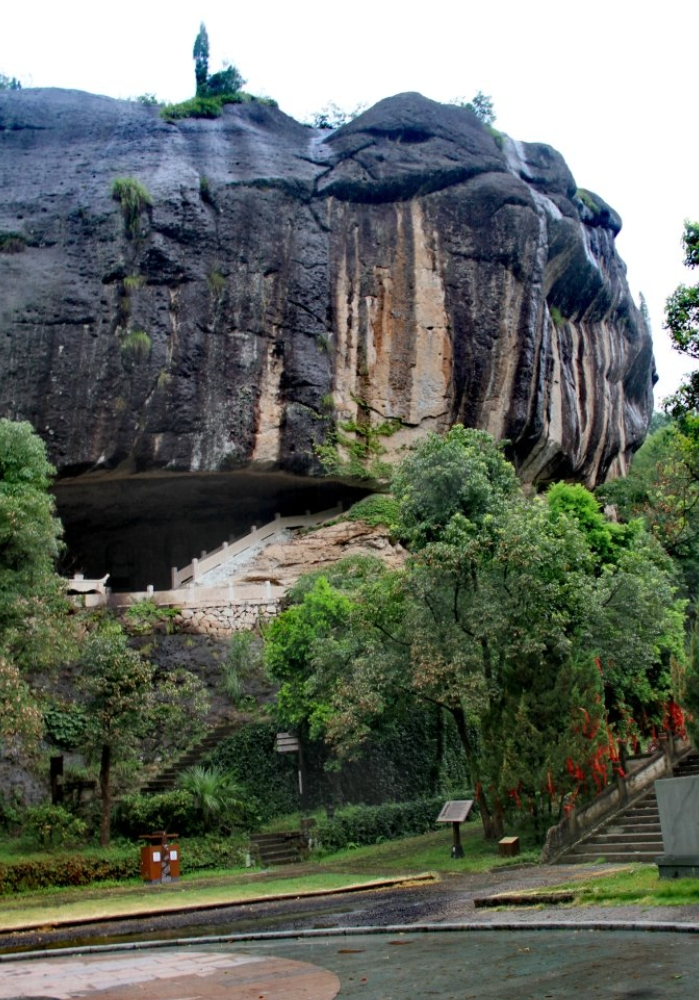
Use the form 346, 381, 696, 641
140, 716, 242, 794
559, 751, 699, 864
249, 831, 307, 866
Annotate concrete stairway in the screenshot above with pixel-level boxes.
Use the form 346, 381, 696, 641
250, 832, 307, 866
140, 716, 242, 794
559, 751, 699, 864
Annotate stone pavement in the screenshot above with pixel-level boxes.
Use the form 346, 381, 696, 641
2, 926, 699, 999
0, 948, 340, 1000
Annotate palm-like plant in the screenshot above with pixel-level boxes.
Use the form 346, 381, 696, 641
177, 765, 244, 831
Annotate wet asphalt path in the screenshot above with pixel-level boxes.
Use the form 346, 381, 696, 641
3, 863, 699, 955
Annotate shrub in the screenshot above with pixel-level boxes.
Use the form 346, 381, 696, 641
206, 723, 298, 823
123, 599, 179, 634
345, 494, 400, 530
207, 269, 226, 297
549, 305, 566, 329
120, 330, 152, 361
0, 837, 247, 893
312, 797, 446, 853
160, 92, 277, 122
113, 790, 198, 839
43, 703, 89, 750
111, 177, 152, 238
23, 804, 88, 849
576, 188, 600, 213
0, 231, 27, 254
177, 765, 249, 831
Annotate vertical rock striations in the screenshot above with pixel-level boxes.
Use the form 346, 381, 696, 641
0, 89, 654, 487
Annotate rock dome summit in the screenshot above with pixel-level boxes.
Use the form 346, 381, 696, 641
0, 88, 654, 492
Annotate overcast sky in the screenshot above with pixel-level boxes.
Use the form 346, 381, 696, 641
3, 0, 698, 403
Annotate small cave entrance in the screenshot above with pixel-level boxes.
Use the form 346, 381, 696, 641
54, 470, 372, 593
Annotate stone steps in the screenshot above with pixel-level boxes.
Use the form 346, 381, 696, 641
558, 750, 699, 864
250, 832, 306, 866
140, 717, 243, 795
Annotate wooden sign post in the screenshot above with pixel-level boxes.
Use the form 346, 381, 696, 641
275, 731, 307, 812
436, 800, 474, 859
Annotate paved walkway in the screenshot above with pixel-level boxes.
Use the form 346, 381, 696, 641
0, 948, 340, 1000
3, 864, 699, 999
2, 928, 699, 1000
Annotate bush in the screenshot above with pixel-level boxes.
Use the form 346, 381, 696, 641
43, 703, 89, 750
123, 599, 179, 635
113, 790, 198, 839
120, 330, 152, 361
111, 177, 152, 238
0, 852, 137, 893
206, 723, 298, 824
312, 798, 446, 853
177, 765, 250, 832
346, 495, 400, 530
0, 836, 248, 893
160, 92, 277, 122
0, 231, 27, 254
23, 804, 88, 849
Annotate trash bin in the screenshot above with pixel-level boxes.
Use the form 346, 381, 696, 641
140, 844, 164, 882
140, 831, 180, 883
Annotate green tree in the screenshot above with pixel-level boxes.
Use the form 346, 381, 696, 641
193, 22, 209, 96
0, 74, 21, 91
78, 623, 208, 845
452, 91, 496, 125
665, 221, 699, 418
265, 430, 686, 840
204, 64, 244, 97
467, 91, 496, 125
597, 420, 699, 599
391, 425, 519, 547
0, 420, 75, 747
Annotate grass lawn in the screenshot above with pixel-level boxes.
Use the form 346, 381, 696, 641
2, 823, 699, 932
553, 865, 699, 908
0, 822, 534, 931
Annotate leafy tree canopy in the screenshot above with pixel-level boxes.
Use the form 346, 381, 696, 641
0, 419, 75, 687
0, 73, 21, 91
78, 621, 209, 845
193, 23, 209, 95
665, 221, 699, 419
391, 425, 519, 547
451, 91, 496, 125
265, 428, 686, 839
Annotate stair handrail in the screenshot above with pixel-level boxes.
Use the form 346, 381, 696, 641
541, 738, 691, 863
171, 504, 343, 589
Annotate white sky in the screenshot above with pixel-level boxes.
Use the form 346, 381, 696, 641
3, 0, 699, 404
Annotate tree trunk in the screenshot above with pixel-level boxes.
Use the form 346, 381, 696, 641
99, 743, 111, 847
450, 705, 503, 841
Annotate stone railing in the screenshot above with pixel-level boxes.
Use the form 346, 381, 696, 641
99, 583, 286, 636
541, 736, 690, 862
170, 504, 343, 589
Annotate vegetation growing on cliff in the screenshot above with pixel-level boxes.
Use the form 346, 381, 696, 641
110, 178, 152, 238
161, 22, 275, 122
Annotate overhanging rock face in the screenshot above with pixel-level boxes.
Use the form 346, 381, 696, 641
0, 89, 655, 487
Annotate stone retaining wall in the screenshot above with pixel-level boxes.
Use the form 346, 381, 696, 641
174, 600, 282, 637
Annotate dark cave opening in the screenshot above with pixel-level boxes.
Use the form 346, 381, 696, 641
54, 470, 371, 592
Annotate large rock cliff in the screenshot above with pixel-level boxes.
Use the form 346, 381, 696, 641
0, 88, 654, 488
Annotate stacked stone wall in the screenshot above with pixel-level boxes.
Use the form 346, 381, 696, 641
174, 600, 281, 637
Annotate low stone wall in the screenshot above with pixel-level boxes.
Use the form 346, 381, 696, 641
174, 600, 282, 637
